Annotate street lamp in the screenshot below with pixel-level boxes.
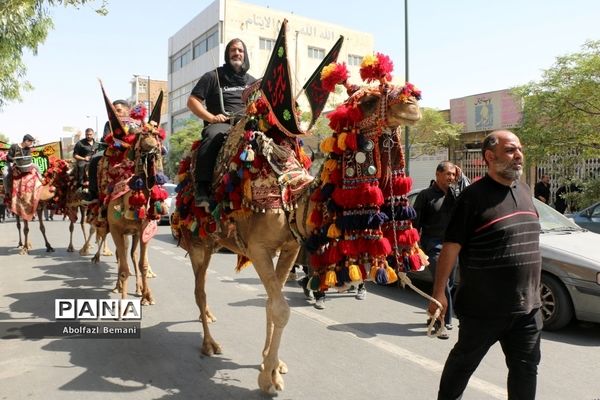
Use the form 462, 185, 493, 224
86, 115, 98, 138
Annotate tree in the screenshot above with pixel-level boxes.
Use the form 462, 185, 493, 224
408, 108, 462, 158
514, 40, 600, 162
0, 133, 10, 143
514, 40, 600, 208
0, 0, 107, 109
165, 119, 202, 179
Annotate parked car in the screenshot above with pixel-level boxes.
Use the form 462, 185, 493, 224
566, 201, 600, 234
407, 189, 600, 330
159, 183, 177, 225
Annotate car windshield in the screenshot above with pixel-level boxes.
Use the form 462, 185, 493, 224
164, 184, 177, 197
533, 198, 584, 233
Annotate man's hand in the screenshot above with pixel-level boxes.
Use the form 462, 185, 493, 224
212, 114, 229, 123
428, 293, 448, 322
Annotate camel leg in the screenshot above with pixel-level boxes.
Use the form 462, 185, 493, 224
133, 233, 156, 278
79, 206, 88, 247
80, 223, 95, 255
111, 230, 129, 297
188, 240, 221, 356
16, 215, 24, 249
249, 242, 299, 394
130, 234, 142, 296
37, 207, 54, 252
91, 231, 104, 263
137, 239, 155, 305
67, 219, 75, 252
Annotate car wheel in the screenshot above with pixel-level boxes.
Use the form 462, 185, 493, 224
540, 274, 573, 331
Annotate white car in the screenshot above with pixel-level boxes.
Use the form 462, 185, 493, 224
408, 189, 600, 330
159, 183, 177, 225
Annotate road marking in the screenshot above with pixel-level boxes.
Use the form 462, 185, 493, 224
293, 307, 507, 399
150, 245, 163, 250
161, 250, 175, 255
175, 256, 187, 262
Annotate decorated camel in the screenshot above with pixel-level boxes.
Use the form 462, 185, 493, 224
172, 21, 423, 394
95, 85, 168, 304
7, 154, 64, 255
43, 158, 102, 255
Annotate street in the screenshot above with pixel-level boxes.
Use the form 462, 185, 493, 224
1, 217, 599, 400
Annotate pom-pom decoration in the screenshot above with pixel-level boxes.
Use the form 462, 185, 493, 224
359, 53, 394, 84
320, 62, 349, 92
130, 103, 148, 121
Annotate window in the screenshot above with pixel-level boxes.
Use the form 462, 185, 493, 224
260, 37, 276, 51
192, 24, 219, 60
348, 54, 362, 66
308, 46, 325, 60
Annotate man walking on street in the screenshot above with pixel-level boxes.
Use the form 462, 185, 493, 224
428, 130, 542, 400
414, 161, 469, 339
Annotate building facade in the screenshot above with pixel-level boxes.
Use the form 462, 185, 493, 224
167, 0, 374, 134
129, 76, 169, 128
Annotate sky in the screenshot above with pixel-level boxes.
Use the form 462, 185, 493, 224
2, 0, 600, 144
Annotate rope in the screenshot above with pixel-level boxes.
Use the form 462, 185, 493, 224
382, 129, 447, 339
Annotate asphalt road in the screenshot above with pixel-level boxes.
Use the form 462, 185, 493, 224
1, 216, 599, 400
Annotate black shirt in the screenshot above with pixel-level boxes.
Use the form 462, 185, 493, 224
444, 174, 542, 318
7, 143, 31, 162
534, 181, 550, 204
413, 183, 457, 241
73, 138, 96, 159
190, 66, 256, 123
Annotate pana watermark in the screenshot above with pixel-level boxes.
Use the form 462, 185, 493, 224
55, 299, 142, 320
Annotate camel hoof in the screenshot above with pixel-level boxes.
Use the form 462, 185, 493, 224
141, 298, 155, 306
46, 247, 55, 252
146, 270, 157, 278
19, 248, 28, 255
258, 370, 284, 395
201, 341, 222, 356
91, 255, 100, 263
67, 246, 74, 252
136, 290, 143, 296
278, 360, 288, 374
102, 250, 113, 256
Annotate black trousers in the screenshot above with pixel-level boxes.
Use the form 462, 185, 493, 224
194, 123, 230, 184
438, 308, 542, 400
88, 154, 102, 198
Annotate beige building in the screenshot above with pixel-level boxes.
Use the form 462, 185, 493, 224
167, 0, 374, 134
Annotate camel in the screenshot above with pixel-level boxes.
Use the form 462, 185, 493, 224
98, 86, 167, 305
173, 48, 422, 392
8, 157, 62, 255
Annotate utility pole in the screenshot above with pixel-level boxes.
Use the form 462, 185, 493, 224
404, 0, 411, 175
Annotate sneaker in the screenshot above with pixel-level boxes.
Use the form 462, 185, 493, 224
355, 287, 367, 300
303, 287, 314, 300
445, 324, 454, 331
432, 320, 449, 340
314, 297, 325, 310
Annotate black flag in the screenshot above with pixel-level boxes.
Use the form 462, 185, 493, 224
260, 19, 305, 136
303, 35, 344, 128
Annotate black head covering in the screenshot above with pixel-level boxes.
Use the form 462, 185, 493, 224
223, 38, 250, 74
23, 134, 35, 142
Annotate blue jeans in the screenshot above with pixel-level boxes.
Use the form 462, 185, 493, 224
423, 238, 456, 326
438, 308, 542, 400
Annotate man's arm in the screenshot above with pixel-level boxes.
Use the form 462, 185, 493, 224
72, 143, 88, 162
187, 95, 229, 124
427, 242, 461, 319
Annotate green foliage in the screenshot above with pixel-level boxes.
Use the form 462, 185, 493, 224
165, 119, 202, 179
0, 0, 107, 109
409, 108, 462, 156
514, 40, 600, 163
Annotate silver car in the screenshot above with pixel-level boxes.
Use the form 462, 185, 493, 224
159, 183, 177, 225
408, 190, 600, 330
